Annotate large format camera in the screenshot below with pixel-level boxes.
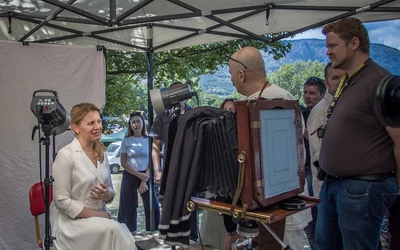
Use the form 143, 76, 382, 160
376, 75, 400, 127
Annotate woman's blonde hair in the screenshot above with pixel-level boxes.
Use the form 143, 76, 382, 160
70, 103, 105, 162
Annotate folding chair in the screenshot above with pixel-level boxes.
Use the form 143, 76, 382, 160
29, 182, 53, 249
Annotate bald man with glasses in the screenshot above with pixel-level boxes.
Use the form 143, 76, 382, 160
226, 46, 312, 250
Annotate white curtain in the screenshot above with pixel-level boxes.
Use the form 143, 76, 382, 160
0, 41, 106, 250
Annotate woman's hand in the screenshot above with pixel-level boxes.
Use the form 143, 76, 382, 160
139, 181, 148, 194
90, 183, 112, 202
76, 207, 111, 219
137, 172, 149, 182
98, 210, 111, 219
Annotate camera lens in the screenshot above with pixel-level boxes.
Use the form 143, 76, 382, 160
376, 75, 400, 128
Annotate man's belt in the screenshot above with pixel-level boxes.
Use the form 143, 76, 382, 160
328, 172, 395, 182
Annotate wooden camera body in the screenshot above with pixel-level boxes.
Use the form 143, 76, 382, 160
235, 99, 305, 210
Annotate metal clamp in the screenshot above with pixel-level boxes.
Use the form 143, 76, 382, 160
230, 151, 246, 217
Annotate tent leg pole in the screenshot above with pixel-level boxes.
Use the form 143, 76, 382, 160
147, 23, 156, 232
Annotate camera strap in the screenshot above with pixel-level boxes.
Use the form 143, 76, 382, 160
326, 62, 367, 121
310, 62, 367, 138
309, 74, 349, 137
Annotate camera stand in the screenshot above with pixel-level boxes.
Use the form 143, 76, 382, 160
40, 123, 55, 250
232, 220, 259, 250
188, 196, 318, 250
260, 222, 292, 250
231, 219, 293, 250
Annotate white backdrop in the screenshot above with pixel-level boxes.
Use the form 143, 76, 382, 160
0, 41, 106, 250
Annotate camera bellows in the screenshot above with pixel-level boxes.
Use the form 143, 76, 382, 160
198, 111, 239, 198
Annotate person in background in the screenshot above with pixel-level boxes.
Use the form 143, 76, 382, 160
149, 82, 199, 242
118, 111, 160, 234
307, 63, 345, 198
306, 64, 346, 250
220, 98, 237, 112
301, 76, 326, 199
150, 82, 190, 186
315, 17, 400, 250
50, 103, 137, 250
227, 46, 312, 250
302, 76, 326, 249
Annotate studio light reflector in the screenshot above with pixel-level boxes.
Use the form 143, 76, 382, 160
30, 89, 70, 135
150, 81, 197, 114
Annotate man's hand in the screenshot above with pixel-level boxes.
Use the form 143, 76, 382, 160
152, 139, 163, 184
155, 170, 163, 184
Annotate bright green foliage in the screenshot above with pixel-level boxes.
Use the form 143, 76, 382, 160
268, 60, 326, 104
103, 35, 291, 124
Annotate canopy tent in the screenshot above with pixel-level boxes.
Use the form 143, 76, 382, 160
1, 0, 399, 124
2, 0, 398, 136
1, 1, 400, 249
108, 126, 128, 140
0, 0, 399, 52
101, 133, 119, 143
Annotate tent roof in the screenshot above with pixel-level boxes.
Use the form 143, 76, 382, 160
0, 0, 399, 52
101, 133, 119, 143
108, 127, 127, 140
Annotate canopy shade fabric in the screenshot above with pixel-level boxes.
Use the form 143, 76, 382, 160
0, 0, 399, 52
101, 133, 119, 143
108, 127, 127, 140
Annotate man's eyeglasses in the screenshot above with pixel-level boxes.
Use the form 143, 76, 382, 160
226, 55, 247, 69
306, 77, 324, 85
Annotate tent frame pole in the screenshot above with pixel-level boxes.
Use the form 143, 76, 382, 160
147, 23, 156, 231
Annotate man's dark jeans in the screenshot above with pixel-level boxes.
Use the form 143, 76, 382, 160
315, 175, 398, 250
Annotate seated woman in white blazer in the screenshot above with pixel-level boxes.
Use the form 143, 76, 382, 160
50, 102, 136, 250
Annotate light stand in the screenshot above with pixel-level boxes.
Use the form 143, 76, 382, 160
30, 89, 70, 250
41, 123, 55, 250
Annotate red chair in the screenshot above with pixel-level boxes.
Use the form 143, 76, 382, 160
29, 182, 53, 249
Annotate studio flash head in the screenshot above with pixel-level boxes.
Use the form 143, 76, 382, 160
150, 80, 197, 114
376, 75, 400, 128
30, 89, 70, 135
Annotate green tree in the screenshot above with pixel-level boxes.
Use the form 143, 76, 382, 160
197, 92, 224, 107
103, 35, 292, 122
268, 60, 326, 103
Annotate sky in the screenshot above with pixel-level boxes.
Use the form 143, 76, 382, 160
289, 20, 400, 50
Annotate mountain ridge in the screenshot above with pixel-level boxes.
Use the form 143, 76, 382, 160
199, 39, 400, 97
